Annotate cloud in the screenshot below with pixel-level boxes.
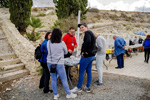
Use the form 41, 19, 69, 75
33, 0, 54, 7
88, 0, 150, 12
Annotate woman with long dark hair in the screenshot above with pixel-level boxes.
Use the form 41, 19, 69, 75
47, 28, 77, 99
143, 35, 150, 63
39, 32, 52, 93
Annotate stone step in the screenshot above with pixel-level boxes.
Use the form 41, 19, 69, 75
0, 63, 25, 75
0, 58, 21, 67
0, 53, 17, 60
0, 37, 6, 40
0, 69, 29, 83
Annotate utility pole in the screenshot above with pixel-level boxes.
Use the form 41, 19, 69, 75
76, 10, 81, 56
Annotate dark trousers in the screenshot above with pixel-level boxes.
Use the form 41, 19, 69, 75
144, 49, 150, 63
39, 62, 50, 91
117, 53, 124, 68
64, 52, 72, 79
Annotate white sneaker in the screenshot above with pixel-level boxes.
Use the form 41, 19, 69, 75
66, 92, 77, 99
53, 94, 59, 100
70, 87, 82, 93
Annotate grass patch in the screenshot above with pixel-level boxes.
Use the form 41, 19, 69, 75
123, 24, 127, 26
36, 13, 46, 17
109, 14, 119, 20
32, 8, 38, 12
135, 24, 141, 27
126, 17, 135, 22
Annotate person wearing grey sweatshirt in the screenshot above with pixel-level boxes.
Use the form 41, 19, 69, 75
94, 33, 106, 86
47, 28, 77, 100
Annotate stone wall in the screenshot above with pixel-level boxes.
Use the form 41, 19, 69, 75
1, 19, 40, 75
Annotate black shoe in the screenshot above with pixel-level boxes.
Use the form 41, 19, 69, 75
94, 80, 99, 84
115, 67, 121, 69
94, 82, 103, 86
39, 86, 43, 89
43, 89, 53, 93
83, 86, 91, 93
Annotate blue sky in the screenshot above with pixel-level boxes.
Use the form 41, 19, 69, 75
33, 0, 150, 12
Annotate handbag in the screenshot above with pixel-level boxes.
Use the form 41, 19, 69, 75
49, 41, 61, 73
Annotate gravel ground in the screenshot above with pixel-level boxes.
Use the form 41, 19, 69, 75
0, 72, 150, 100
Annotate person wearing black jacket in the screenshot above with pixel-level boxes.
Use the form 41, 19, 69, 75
71, 23, 96, 93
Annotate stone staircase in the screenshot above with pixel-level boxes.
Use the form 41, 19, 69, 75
0, 29, 29, 84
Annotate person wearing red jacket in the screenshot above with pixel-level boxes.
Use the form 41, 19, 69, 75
63, 27, 77, 80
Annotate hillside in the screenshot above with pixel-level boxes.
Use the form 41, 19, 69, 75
0, 7, 150, 47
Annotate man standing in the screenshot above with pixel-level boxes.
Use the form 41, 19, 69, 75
71, 23, 96, 93
113, 35, 126, 69
94, 33, 106, 86
63, 27, 77, 79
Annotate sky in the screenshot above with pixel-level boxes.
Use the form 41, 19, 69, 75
33, 0, 150, 12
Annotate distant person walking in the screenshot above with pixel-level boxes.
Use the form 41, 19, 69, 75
47, 28, 77, 100
71, 23, 96, 93
63, 27, 77, 80
39, 32, 52, 93
94, 33, 106, 86
143, 35, 150, 63
113, 35, 126, 69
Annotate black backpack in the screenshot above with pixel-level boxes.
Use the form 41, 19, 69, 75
34, 44, 42, 60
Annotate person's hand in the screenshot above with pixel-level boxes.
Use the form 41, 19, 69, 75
85, 52, 88, 54
81, 52, 84, 57
68, 49, 72, 54
123, 46, 125, 49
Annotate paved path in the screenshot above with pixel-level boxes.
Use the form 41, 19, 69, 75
101, 52, 150, 80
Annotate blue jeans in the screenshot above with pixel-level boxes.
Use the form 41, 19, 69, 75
117, 53, 124, 68
47, 63, 71, 95
77, 56, 95, 88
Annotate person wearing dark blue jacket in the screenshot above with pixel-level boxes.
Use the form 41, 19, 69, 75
113, 35, 126, 69
143, 35, 150, 63
39, 32, 52, 93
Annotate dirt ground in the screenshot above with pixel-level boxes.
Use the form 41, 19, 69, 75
0, 72, 150, 100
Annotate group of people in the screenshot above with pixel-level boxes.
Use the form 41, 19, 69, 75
37, 22, 150, 99
38, 22, 107, 99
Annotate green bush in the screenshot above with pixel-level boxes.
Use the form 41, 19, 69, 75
121, 12, 127, 18
126, 17, 135, 22
109, 14, 118, 20
135, 24, 141, 27
0, 0, 9, 8
123, 24, 127, 26
26, 16, 43, 41
32, 8, 38, 12
36, 13, 46, 17
51, 14, 78, 33
26, 32, 41, 41
48, 12, 55, 15
9, 0, 32, 32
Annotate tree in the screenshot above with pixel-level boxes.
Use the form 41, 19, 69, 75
0, 0, 9, 8
9, 0, 32, 33
26, 16, 43, 41
53, 0, 88, 19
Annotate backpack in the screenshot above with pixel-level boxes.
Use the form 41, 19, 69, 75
145, 40, 150, 47
34, 44, 42, 60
